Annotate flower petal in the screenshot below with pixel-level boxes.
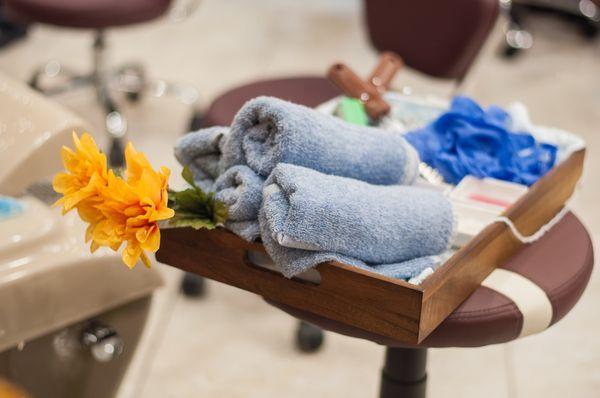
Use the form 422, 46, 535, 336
122, 242, 142, 269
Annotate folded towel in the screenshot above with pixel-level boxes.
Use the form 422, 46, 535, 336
174, 126, 229, 191
221, 96, 420, 185
214, 165, 263, 241
259, 164, 455, 278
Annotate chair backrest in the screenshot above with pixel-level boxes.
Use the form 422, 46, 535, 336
364, 0, 499, 81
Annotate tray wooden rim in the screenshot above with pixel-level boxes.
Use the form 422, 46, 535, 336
157, 148, 585, 344
420, 148, 585, 294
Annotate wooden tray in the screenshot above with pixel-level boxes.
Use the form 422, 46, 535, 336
156, 149, 585, 344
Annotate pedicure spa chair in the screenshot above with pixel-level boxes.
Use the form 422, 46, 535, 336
0, 71, 162, 397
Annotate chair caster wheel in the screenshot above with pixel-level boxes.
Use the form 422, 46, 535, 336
502, 26, 531, 59
181, 273, 206, 298
581, 21, 599, 39
502, 45, 521, 58
295, 321, 324, 353
188, 110, 204, 131
125, 90, 142, 103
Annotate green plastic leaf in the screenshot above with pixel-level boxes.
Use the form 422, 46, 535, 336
167, 167, 229, 230
168, 216, 217, 230
172, 189, 206, 213
181, 166, 196, 187
212, 200, 229, 225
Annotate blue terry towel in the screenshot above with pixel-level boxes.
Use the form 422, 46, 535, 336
259, 164, 455, 279
214, 165, 264, 241
174, 126, 229, 191
220, 96, 420, 185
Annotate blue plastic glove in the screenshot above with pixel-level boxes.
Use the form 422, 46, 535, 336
405, 96, 557, 186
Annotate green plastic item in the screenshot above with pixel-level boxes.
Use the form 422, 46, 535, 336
337, 96, 369, 126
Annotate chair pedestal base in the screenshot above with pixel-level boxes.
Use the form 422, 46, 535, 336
379, 347, 427, 398
29, 30, 200, 166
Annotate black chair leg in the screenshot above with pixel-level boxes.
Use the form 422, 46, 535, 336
189, 108, 204, 131
379, 347, 427, 398
0, 5, 28, 49
295, 321, 324, 353
502, 4, 532, 58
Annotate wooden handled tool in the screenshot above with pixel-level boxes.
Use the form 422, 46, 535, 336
367, 51, 404, 93
327, 63, 390, 120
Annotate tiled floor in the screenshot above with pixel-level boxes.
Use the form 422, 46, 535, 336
0, 1, 598, 397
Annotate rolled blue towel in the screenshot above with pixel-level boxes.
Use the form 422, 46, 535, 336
214, 165, 263, 241
259, 164, 455, 279
221, 96, 420, 185
174, 126, 229, 191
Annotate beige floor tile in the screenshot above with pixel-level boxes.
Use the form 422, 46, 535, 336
136, 282, 383, 398
429, 346, 510, 398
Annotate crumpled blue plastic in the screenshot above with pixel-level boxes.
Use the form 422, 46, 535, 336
404, 96, 557, 186
0, 196, 24, 221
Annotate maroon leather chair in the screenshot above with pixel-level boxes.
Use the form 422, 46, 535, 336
3, 0, 171, 29
202, 76, 341, 129
364, 0, 499, 82
201, 0, 500, 128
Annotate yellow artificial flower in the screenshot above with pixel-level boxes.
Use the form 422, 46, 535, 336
92, 143, 174, 268
53, 132, 108, 214
53, 133, 174, 269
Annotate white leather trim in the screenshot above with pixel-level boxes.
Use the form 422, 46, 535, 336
482, 268, 553, 337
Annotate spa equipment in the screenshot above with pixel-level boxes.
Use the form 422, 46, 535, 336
0, 71, 161, 397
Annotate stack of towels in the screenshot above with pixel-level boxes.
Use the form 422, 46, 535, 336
175, 97, 455, 283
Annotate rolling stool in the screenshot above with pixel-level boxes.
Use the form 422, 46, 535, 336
181, 0, 500, 353
3, 0, 200, 167
269, 212, 593, 397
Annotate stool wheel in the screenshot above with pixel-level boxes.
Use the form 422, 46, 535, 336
125, 90, 142, 103
502, 44, 521, 59
181, 272, 207, 298
118, 63, 146, 104
581, 20, 599, 39
295, 321, 324, 353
